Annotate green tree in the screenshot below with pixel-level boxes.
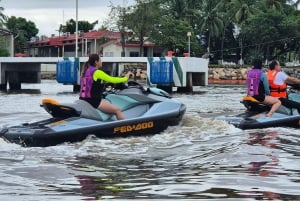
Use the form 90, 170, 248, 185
197, 0, 224, 54
241, 11, 282, 61
168, 0, 188, 19
213, 1, 237, 63
0, 0, 6, 27
262, 0, 284, 11
227, 0, 258, 63
105, 4, 132, 57
271, 11, 300, 60
102, 0, 300, 62
5, 16, 38, 53
0, 0, 9, 56
59, 19, 98, 34
240, 2, 300, 62
0, 47, 9, 56
150, 17, 196, 53
124, 0, 161, 56
229, 0, 257, 24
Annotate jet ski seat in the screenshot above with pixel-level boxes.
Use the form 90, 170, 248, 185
242, 96, 292, 115
42, 95, 147, 121
73, 95, 143, 121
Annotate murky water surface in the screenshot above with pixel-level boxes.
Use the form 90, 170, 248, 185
0, 80, 299, 201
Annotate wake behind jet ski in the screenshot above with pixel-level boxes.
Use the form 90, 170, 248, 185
0, 82, 186, 147
217, 85, 300, 129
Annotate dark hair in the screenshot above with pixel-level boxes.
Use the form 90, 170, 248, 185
88, 54, 100, 66
81, 54, 100, 77
269, 60, 278, 70
253, 58, 262, 69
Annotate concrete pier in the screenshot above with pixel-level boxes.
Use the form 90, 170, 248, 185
0, 57, 62, 90
0, 57, 209, 92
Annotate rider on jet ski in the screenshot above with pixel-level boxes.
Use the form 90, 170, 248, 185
267, 60, 300, 112
246, 59, 281, 117
79, 54, 128, 120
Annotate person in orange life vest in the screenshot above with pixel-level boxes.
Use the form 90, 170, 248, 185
246, 58, 281, 117
79, 54, 128, 120
268, 60, 300, 112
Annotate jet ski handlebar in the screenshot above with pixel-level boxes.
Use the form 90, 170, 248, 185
287, 84, 300, 94
103, 81, 145, 95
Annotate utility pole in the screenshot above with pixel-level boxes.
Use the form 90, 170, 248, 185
75, 0, 78, 57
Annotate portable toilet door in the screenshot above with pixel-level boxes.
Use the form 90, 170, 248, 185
56, 58, 78, 84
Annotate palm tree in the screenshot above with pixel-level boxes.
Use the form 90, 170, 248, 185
228, 0, 258, 64
216, 1, 236, 64
263, 0, 284, 11
290, 0, 300, 9
0, 0, 7, 27
168, 0, 188, 19
197, 0, 224, 54
229, 0, 258, 24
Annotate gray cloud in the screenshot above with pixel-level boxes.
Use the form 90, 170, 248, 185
1, 0, 135, 35
1, 0, 134, 9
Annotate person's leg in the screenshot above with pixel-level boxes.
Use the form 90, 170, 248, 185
98, 100, 125, 120
263, 96, 281, 117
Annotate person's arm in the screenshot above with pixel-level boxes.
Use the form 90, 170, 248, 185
286, 76, 300, 85
93, 69, 128, 83
261, 73, 270, 95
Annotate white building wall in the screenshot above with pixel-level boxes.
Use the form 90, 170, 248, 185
103, 44, 122, 57
103, 45, 141, 57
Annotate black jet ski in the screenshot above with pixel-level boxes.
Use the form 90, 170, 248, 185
217, 85, 300, 129
0, 82, 186, 147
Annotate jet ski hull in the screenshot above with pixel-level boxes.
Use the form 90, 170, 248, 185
0, 104, 186, 147
0, 85, 186, 147
218, 111, 300, 129
217, 95, 300, 129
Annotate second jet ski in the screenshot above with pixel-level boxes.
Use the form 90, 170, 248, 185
217, 85, 300, 129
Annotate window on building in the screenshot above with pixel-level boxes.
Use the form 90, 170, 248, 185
104, 52, 114, 57
130, 52, 139, 57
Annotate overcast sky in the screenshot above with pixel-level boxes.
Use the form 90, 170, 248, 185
1, 0, 135, 36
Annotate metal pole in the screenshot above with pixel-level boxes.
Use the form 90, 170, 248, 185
85, 38, 88, 56
188, 36, 190, 57
75, 0, 78, 57
187, 32, 191, 57
94, 38, 97, 54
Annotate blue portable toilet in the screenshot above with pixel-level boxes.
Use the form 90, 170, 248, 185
56, 57, 79, 84
150, 60, 173, 84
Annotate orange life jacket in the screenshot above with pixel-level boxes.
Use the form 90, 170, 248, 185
266, 70, 287, 98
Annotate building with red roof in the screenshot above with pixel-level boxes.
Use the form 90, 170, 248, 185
28, 30, 164, 57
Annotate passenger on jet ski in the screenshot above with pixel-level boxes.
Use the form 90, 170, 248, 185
267, 60, 300, 112
79, 54, 128, 120
246, 58, 281, 117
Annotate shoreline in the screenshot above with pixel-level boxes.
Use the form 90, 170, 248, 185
41, 73, 248, 85
208, 79, 246, 84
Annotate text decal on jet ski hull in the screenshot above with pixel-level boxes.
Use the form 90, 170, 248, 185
114, 121, 154, 133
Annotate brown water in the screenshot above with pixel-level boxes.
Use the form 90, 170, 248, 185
0, 80, 299, 201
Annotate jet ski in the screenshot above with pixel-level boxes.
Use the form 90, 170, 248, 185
0, 81, 186, 147
217, 85, 300, 129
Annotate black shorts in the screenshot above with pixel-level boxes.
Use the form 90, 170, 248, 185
79, 97, 101, 108
252, 95, 265, 102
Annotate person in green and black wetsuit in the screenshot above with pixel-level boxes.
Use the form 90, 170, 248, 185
79, 54, 128, 120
